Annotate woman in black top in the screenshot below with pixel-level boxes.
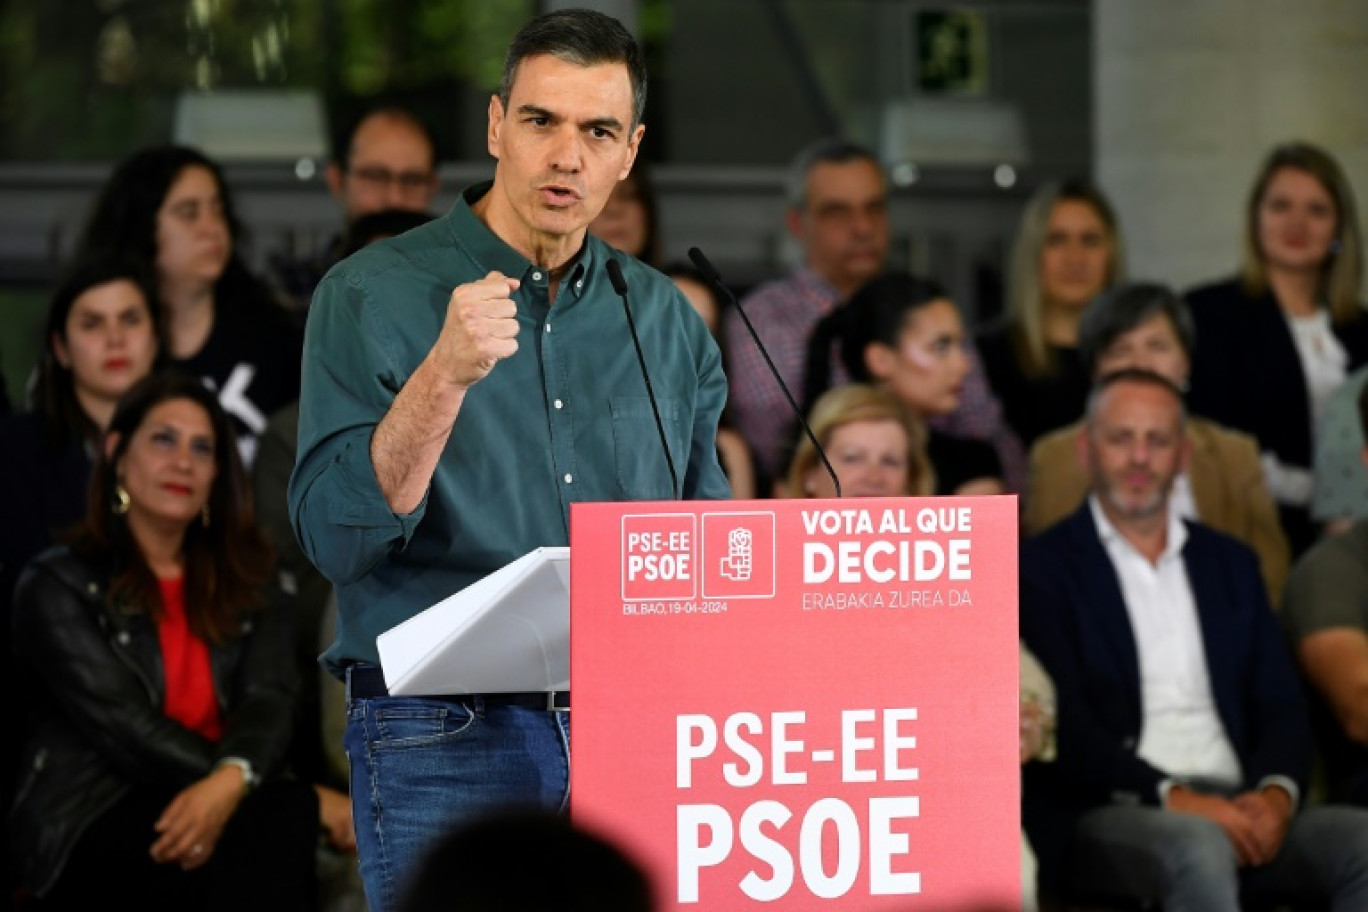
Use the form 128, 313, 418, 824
0, 259, 161, 894
77, 145, 302, 467
1, 259, 160, 607
978, 179, 1123, 448
805, 271, 1003, 495
1186, 141, 1368, 554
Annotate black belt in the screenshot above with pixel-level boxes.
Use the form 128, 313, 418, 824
348, 666, 569, 712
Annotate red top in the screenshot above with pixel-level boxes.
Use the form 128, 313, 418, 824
156, 577, 222, 742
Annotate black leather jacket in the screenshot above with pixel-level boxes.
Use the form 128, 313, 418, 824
9, 545, 298, 896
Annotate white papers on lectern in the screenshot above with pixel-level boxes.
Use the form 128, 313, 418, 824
376, 547, 570, 696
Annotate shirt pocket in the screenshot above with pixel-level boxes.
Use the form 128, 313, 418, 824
610, 397, 684, 500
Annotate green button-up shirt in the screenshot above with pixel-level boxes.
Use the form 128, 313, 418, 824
290, 183, 731, 676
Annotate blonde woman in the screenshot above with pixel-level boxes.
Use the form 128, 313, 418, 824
1187, 142, 1368, 556
787, 383, 934, 499
978, 180, 1124, 448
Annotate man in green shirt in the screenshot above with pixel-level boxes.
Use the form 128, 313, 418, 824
289, 10, 729, 911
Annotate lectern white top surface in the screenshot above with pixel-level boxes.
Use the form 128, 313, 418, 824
376, 547, 571, 695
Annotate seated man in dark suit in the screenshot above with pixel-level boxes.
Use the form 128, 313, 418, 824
1020, 368, 1368, 911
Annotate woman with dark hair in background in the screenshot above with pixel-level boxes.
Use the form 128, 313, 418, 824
589, 159, 660, 266
77, 145, 302, 466
0, 257, 161, 895
978, 179, 1124, 449
1186, 141, 1368, 555
805, 271, 1004, 495
0, 258, 161, 612
10, 372, 317, 910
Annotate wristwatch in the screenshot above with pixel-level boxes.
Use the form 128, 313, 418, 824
215, 757, 260, 791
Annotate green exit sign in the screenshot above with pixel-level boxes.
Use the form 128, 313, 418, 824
916, 9, 989, 95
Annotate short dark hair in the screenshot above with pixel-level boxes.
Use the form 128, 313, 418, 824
786, 138, 883, 209
500, 8, 647, 129
398, 810, 653, 912
340, 208, 437, 259
1077, 281, 1196, 377
333, 106, 438, 171
1085, 367, 1187, 426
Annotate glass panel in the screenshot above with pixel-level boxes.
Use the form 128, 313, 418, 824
0, 0, 535, 162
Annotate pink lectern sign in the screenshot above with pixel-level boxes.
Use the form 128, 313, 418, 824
570, 496, 1019, 911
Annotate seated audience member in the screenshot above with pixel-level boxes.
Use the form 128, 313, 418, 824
1020, 368, 1368, 910
1019, 642, 1056, 912
1023, 282, 1289, 603
272, 106, 440, 304
663, 262, 757, 499
77, 145, 303, 467
725, 137, 1022, 491
0, 258, 159, 898
785, 383, 934, 499
1312, 365, 1368, 533
10, 373, 317, 910
1283, 380, 1368, 806
1187, 141, 1368, 557
978, 179, 1123, 450
804, 272, 1005, 495
398, 810, 653, 912
1, 259, 160, 620
589, 159, 659, 266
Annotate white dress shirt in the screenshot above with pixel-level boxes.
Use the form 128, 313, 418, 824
1089, 497, 1243, 786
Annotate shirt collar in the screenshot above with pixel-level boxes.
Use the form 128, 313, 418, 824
1088, 493, 1188, 565
445, 181, 598, 301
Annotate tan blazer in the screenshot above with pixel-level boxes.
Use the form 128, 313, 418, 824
1022, 417, 1291, 604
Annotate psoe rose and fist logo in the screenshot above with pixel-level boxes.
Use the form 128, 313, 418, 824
702, 512, 775, 599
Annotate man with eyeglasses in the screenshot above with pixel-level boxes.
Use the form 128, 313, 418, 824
327, 108, 440, 225
271, 107, 441, 305
726, 137, 1023, 495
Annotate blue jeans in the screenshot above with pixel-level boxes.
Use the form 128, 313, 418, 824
343, 671, 571, 912
1072, 803, 1368, 912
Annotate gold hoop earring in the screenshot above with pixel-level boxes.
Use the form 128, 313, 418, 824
114, 485, 130, 515
201, 504, 211, 528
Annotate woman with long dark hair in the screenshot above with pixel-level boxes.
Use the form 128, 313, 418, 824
77, 145, 302, 465
0, 257, 161, 895
11, 373, 317, 910
0, 258, 160, 611
804, 271, 1004, 495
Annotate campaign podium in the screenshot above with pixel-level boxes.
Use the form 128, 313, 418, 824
570, 496, 1020, 911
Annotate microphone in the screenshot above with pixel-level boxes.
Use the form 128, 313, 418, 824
687, 247, 842, 498
606, 258, 679, 499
